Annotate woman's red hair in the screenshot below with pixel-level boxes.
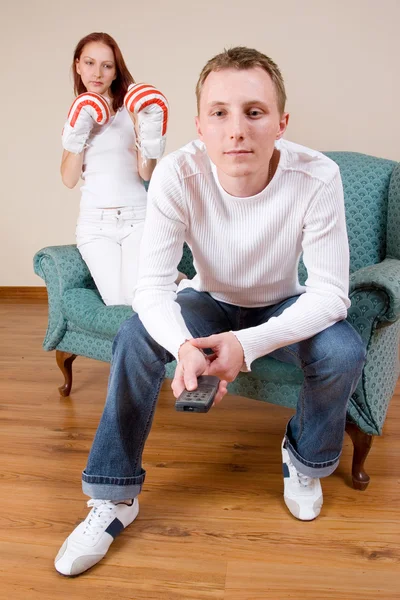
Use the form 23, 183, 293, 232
72, 32, 134, 112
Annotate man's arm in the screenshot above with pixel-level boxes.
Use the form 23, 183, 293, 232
232, 168, 350, 370
132, 158, 194, 359
133, 158, 229, 403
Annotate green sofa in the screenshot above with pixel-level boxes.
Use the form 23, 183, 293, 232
34, 151, 400, 491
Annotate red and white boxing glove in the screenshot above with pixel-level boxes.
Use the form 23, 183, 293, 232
124, 83, 169, 160
62, 92, 110, 154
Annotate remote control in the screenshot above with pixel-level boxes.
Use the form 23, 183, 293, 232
175, 375, 220, 413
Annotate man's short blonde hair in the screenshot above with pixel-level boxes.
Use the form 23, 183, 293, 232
195, 46, 287, 116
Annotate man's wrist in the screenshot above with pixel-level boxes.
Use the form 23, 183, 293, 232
178, 339, 207, 362
177, 340, 194, 361
230, 331, 250, 372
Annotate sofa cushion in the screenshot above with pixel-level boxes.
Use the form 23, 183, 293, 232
62, 288, 133, 339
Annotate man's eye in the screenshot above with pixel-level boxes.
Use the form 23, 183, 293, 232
213, 111, 224, 117
249, 110, 262, 117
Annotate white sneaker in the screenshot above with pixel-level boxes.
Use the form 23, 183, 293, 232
282, 441, 323, 521
55, 498, 139, 576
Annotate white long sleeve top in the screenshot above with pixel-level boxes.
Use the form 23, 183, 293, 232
132, 138, 350, 370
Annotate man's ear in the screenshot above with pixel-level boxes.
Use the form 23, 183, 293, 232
276, 112, 289, 140
195, 115, 203, 141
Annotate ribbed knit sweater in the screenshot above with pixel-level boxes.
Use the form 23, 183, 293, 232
132, 138, 350, 369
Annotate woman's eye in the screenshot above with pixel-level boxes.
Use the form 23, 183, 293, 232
85, 61, 93, 66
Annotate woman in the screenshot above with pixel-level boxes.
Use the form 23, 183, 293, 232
61, 32, 168, 305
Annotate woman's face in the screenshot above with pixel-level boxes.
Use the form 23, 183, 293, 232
75, 42, 116, 97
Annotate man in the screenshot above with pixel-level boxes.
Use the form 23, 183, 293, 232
55, 47, 365, 577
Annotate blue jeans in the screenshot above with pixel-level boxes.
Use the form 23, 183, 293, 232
82, 288, 366, 500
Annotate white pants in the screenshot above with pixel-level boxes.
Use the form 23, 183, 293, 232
76, 206, 146, 306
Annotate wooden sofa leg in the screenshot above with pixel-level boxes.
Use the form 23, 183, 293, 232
56, 350, 77, 397
345, 422, 374, 490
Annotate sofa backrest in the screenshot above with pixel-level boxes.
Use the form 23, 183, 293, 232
299, 152, 396, 283
326, 152, 396, 270
386, 163, 400, 261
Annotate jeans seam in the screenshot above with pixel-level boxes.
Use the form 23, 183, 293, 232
133, 360, 165, 473
280, 346, 307, 443
297, 385, 307, 444
82, 472, 145, 485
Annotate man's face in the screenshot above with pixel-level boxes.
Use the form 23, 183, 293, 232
196, 67, 288, 183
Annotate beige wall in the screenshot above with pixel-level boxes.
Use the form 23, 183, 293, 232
1, 0, 399, 285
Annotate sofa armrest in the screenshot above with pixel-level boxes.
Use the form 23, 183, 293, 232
33, 244, 96, 350
178, 243, 196, 279
349, 257, 400, 325
34, 244, 95, 291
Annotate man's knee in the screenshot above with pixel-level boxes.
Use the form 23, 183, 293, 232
113, 313, 167, 364
315, 321, 366, 375
113, 314, 146, 353
116, 313, 142, 337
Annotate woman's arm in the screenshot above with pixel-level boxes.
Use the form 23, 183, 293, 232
137, 152, 157, 181
125, 83, 168, 183
130, 112, 157, 181
60, 149, 84, 189
60, 92, 109, 189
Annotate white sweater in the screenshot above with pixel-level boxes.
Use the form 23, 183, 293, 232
81, 107, 147, 209
132, 139, 350, 370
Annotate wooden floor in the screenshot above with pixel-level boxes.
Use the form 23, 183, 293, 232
1, 301, 399, 600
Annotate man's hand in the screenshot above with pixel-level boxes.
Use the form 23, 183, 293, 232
172, 341, 228, 405
189, 332, 245, 405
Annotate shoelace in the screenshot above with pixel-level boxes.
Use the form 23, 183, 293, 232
83, 499, 115, 538
286, 451, 313, 488
297, 472, 313, 487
